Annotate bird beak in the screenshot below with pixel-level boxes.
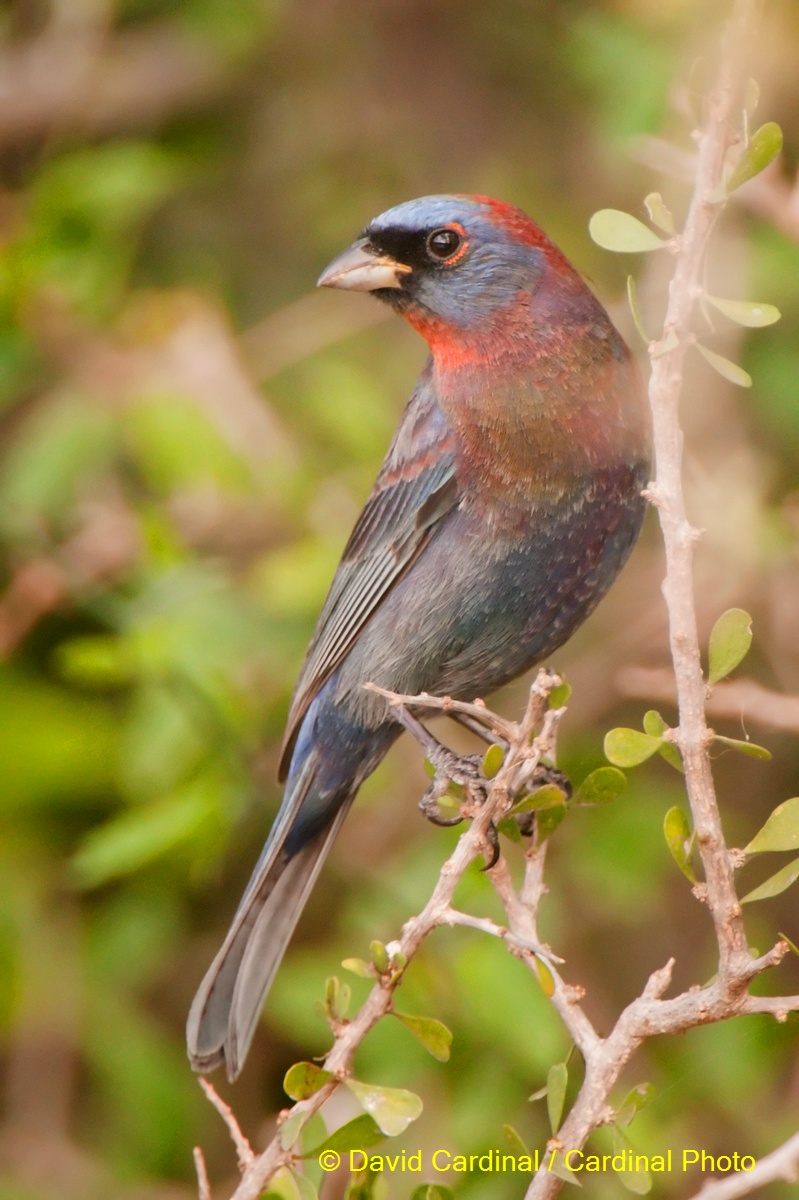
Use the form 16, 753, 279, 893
317, 238, 411, 292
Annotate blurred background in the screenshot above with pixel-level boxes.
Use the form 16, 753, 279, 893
1, 0, 798, 1197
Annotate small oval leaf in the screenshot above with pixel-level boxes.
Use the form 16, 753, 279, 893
304, 1113, 384, 1157
705, 296, 781, 328
342, 957, 374, 979
509, 783, 567, 815
535, 957, 555, 997
663, 806, 696, 882
616, 1082, 655, 1128
626, 275, 650, 343
713, 734, 771, 760
643, 192, 676, 235
587, 208, 662, 253
284, 1061, 333, 1102
573, 766, 627, 806
643, 710, 668, 736
708, 607, 753, 685
483, 743, 505, 778
345, 1080, 423, 1137
394, 1012, 452, 1062
547, 1062, 569, 1134
503, 1125, 532, 1157
548, 679, 573, 709
279, 1109, 309, 1152
370, 940, 389, 974
611, 1125, 652, 1195
604, 728, 663, 768
589, 209, 667, 253
536, 800, 568, 842
741, 856, 799, 904
726, 121, 783, 193
745, 797, 799, 854
695, 343, 752, 387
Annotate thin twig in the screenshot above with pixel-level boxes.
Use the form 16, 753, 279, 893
193, 1145, 213, 1200
685, 1129, 799, 1200
197, 1079, 254, 1171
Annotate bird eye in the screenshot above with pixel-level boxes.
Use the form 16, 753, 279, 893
426, 227, 464, 262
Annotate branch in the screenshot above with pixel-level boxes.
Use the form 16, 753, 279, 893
200, 672, 564, 1200
644, 0, 762, 978
685, 1129, 799, 1200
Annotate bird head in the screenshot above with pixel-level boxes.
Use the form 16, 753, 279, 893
317, 194, 575, 344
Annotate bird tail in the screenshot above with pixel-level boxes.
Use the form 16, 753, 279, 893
186, 755, 353, 1080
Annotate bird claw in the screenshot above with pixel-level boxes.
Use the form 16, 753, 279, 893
480, 821, 500, 871
418, 783, 464, 826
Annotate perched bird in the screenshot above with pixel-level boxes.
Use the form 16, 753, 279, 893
187, 194, 651, 1079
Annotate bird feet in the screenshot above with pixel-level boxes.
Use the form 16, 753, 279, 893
417, 752, 487, 826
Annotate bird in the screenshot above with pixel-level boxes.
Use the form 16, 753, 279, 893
187, 194, 651, 1079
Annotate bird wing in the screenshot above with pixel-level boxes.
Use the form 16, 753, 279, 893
278, 366, 459, 778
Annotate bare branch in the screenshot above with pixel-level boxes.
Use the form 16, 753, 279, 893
197, 1079, 254, 1172
193, 1145, 212, 1200
685, 1130, 799, 1200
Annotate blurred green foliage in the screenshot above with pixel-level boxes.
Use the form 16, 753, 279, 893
1, 1, 799, 1199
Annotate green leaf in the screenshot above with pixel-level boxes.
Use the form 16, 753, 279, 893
626, 275, 650, 343
284, 1062, 334, 1102
264, 1166, 319, 1200
616, 1083, 655, 1128
643, 710, 667, 737
324, 976, 351, 1021
548, 679, 572, 709
741, 857, 799, 904
280, 1109, 309, 1151
536, 800, 568, 842
707, 608, 753, 685
641, 712, 683, 772
547, 1152, 582, 1187
705, 296, 780, 328
573, 766, 627, 806
394, 1013, 452, 1062
643, 192, 675, 235
589, 209, 666, 253
345, 1080, 423, 1137
713, 735, 771, 760
305, 1114, 384, 1157
535, 957, 555, 997
483, 743, 505, 778
342, 957, 374, 979
663, 806, 696, 882
695, 343, 752, 387
370, 940, 389, 974
503, 1125, 532, 1157
611, 1126, 652, 1194
604, 728, 663, 768
726, 122, 783, 192
509, 784, 567, 815
745, 798, 799, 854
410, 1187, 455, 1200
497, 817, 524, 844
547, 1061, 568, 1134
